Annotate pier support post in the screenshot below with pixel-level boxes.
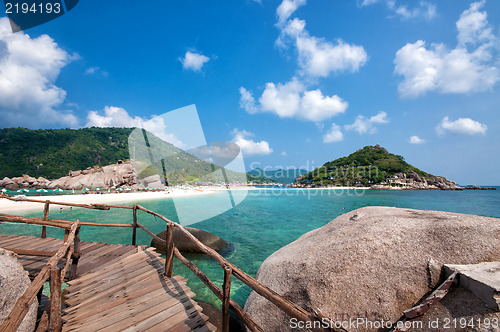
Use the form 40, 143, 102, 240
69, 225, 81, 280
42, 201, 50, 238
222, 266, 233, 332
164, 223, 174, 278
132, 205, 138, 245
49, 267, 62, 332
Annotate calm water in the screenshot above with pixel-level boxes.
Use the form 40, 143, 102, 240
1, 188, 499, 308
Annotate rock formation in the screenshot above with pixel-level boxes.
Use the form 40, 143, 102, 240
0, 160, 161, 190
151, 227, 228, 253
0, 249, 38, 332
244, 207, 500, 331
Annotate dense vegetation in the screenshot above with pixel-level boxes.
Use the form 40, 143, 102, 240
0, 127, 133, 179
0, 127, 272, 184
297, 145, 432, 186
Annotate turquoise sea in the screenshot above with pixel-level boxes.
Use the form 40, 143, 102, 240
1, 188, 499, 308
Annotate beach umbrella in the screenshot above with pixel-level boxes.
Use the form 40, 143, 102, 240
116, 188, 123, 191
17, 189, 29, 193
36, 189, 48, 193
1, 189, 7, 192
83, 188, 90, 191
94, 188, 101, 191
53, 188, 63, 192
124, 188, 131, 191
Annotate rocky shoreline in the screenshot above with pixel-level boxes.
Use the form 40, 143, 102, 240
0, 160, 162, 191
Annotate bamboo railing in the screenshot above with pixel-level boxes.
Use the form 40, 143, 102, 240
0, 218, 81, 332
0, 196, 343, 332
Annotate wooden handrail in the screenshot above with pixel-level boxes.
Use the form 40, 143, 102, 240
0, 221, 80, 332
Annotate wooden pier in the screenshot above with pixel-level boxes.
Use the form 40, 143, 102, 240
0, 197, 341, 332
0, 234, 215, 331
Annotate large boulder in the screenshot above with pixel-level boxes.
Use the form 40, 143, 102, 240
0, 248, 38, 332
151, 227, 228, 253
244, 207, 500, 331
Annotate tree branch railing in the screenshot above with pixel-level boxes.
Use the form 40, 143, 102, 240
0, 196, 343, 332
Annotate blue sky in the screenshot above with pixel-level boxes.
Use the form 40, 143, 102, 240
0, 0, 499, 185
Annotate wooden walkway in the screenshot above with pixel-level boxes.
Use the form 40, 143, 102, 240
0, 234, 216, 332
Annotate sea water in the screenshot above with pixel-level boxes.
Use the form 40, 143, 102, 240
1, 188, 499, 308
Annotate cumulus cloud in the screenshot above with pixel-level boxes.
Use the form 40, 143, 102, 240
277, 9, 367, 78
240, 78, 348, 121
231, 129, 273, 156
345, 111, 389, 134
180, 51, 210, 72
436, 116, 487, 136
323, 123, 344, 143
276, 0, 306, 27
0, 17, 78, 128
295, 35, 368, 77
409, 135, 425, 144
86, 106, 184, 148
394, 1, 499, 98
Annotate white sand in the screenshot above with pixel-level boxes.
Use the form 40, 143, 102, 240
0, 188, 216, 214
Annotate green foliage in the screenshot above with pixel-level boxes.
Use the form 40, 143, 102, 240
298, 145, 433, 186
0, 127, 273, 185
0, 127, 132, 179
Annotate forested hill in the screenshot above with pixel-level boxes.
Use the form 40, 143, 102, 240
0, 128, 133, 179
295, 144, 439, 187
0, 127, 274, 184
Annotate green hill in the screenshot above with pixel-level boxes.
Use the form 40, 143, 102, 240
296, 144, 433, 187
0, 127, 270, 185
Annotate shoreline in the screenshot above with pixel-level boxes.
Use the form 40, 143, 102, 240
0, 188, 216, 214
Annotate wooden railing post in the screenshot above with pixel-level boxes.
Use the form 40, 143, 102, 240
69, 224, 81, 280
164, 222, 174, 278
222, 265, 233, 332
132, 205, 138, 245
42, 200, 50, 238
48, 267, 62, 332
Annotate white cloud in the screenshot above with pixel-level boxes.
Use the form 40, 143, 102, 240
436, 116, 487, 136
394, 1, 499, 98
360, 0, 436, 20
239, 87, 258, 114
276, 0, 306, 27
277, 9, 367, 78
231, 129, 273, 156
240, 77, 348, 121
180, 51, 210, 72
86, 106, 184, 147
295, 35, 368, 77
323, 123, 344, 143
409, 135, 425, 144
387, 1, 436, 20
85, 66, 108, 77
281, 151, 288, 156
0, 17, 78, 128
345, 111, 389, 134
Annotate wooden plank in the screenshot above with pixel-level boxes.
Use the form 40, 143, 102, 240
63, 281, 192, 322
2, 248, 56, 257
65, 285, 196, 331
98, 298, 199, 332
119, 303, 204, 332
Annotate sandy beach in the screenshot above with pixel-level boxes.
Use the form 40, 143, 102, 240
0, 188, 217, 214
